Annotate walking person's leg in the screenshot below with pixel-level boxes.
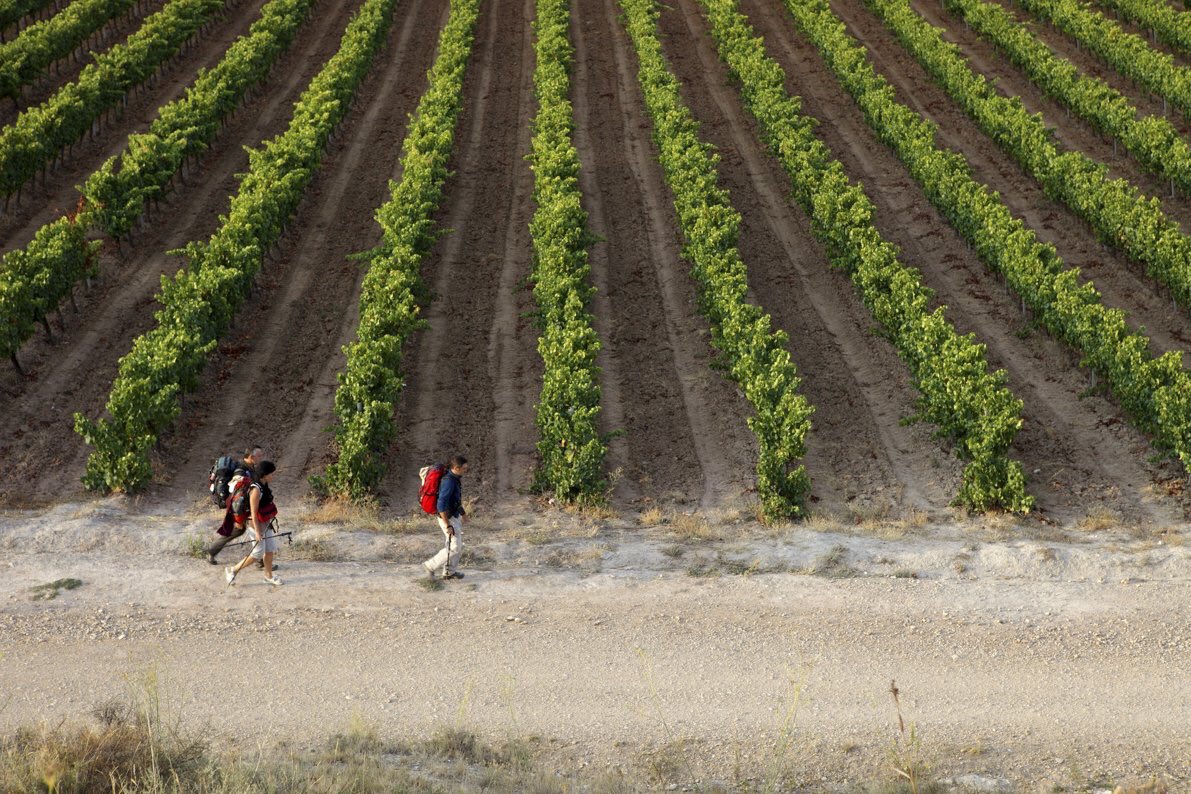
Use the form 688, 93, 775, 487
207, 524, 245, 563
422, 516, 452, 577
445, 516, 464, 577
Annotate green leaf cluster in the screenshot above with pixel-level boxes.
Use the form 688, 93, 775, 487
75, 0, 398, 493
699, 0, 1031, 512
318, 0, 479, 499
0, 0, 56, 30
525, 0, 607, 504
0, 215, 98, 360
817, 0, 1191, 472
82, 0, 317, 239
0, 0, 315, 377
620, 0, 814, 518
1014, 0, 1191, 119
1095, 0, 1191, 58
946, 0, 1191, 195
0, 0, 225, 198
0, 0, 134, 100
868, 0, 1191, 313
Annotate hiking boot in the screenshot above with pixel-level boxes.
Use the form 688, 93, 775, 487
263, 575, 283, 587
442, 571, 465, 580
225, 566, 237, 585
422, 561, 436, 579
207, 552, 219, 566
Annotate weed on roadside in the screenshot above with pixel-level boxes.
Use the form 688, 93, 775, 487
30, 578, 83, 601
806, 545, 858, 578
289, 537, 336, 562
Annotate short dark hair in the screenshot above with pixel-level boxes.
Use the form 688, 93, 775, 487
257, 460, 276, 477
244, 446, 264, 460
449, 455, 468, 469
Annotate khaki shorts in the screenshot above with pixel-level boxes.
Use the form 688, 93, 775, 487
249, 523, 281, 559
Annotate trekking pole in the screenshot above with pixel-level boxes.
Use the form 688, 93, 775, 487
220, 532, 292, 550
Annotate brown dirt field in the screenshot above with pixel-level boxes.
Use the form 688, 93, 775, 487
379, 0, 541, 509
157, 0, 453, 504
570, 0, 764, 511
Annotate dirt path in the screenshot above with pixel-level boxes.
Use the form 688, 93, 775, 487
732, 0, 1190, 526
0, 501, 1188, 789
0, 0, 366, 505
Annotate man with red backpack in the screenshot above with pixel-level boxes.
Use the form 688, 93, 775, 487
421, 455, 469, 580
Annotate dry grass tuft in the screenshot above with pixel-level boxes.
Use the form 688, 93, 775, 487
302, 496, 380, 527
638, 506, 665, 526
289, 537, 337, 562
1076, 509, 1120, 532
668, 511, 720, 541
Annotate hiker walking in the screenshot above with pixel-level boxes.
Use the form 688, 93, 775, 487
422, 455, 468, 581
207, 446, 265, 564
225, 461, 283, 587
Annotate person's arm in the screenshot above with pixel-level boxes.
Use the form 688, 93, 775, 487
250, 487, 263, 540
437, 476, 456, 532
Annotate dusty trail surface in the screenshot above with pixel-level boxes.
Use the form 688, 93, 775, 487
0, 501, 1188, 789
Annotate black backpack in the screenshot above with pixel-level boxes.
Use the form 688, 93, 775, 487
209, 455, 240, 508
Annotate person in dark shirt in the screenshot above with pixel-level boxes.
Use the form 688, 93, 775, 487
422, 455, 469, 580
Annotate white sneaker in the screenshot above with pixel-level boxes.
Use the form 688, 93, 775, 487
263, 575, 283, 586
225, 566, 237, 585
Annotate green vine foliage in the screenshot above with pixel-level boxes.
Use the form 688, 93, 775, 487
0, 0, 315, 379
0, 0, 56, 30
75, 0, 398, 493
0, 0, 227, 198
945, 0, 1191, 196
318, 0, 480, 500
1093, 0, 1191, 59
811, 0, 1191, 474
620, 0, 814, 518
527, 0, 607, 504
697, 0, 1031, 512
0, 214, 98, 361
1014, 0, 1191, 120
0, 0, 135, 100
870, 0, 1191, 313
82, 0, 317, 239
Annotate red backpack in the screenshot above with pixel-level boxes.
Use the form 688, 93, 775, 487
418, 464, 446, 514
